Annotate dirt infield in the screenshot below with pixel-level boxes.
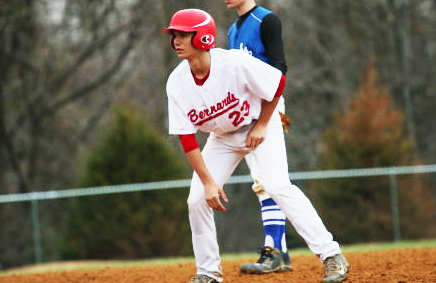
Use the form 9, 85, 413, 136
1, 248, 435, 283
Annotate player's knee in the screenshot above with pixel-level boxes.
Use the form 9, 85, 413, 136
187, 190, 210, 212
187, 179, 206, 208
187, 194, 203, 208
263, 178, 293, 196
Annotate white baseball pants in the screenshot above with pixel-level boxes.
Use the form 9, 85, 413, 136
187, 112, 341, 282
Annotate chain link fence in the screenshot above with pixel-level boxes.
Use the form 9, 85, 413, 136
1, 164, 436, 266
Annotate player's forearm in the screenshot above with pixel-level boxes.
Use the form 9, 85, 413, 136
256, 73, 286, 126
185, 148, 215, 187
257, 96, 280, 127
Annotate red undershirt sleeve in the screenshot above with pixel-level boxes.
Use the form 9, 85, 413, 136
179, 134, 199, 153
274, 74, 286, 97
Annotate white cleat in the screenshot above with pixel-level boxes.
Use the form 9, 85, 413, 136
322, 254, 350, 283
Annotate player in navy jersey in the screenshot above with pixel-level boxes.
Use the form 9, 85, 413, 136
224, 1, 350, 282
226, 0, 291, 274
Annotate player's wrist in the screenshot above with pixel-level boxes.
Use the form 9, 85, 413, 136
202, 177, 216, 188
253, 118, 269, 129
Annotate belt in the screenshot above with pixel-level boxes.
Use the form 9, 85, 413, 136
230, 120, 257, 134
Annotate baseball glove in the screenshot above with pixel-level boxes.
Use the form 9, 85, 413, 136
279, 112, 292, 133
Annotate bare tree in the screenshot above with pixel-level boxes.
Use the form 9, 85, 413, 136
0, 0, 155, 268
0, 0, 151, 194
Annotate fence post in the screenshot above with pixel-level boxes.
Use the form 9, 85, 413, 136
31, 199, 42, 263
389, 168, 401, 242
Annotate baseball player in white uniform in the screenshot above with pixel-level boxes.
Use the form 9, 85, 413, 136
163, 8, 349, 283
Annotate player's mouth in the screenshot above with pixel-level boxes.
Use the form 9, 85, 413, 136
224, 1, 233, 7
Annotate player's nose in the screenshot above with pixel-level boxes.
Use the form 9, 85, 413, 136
173, 36, 181, 46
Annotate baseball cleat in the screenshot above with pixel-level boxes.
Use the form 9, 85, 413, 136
322, 254, 350, 283
239, 246, 292, 274
186, 274, 219, 283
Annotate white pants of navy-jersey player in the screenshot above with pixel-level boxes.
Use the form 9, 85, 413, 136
244, 152, 287, 252
187, 111, 341, 282
243, 96, 288, 253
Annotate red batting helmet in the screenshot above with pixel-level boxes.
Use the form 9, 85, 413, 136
162, 9, 216, 51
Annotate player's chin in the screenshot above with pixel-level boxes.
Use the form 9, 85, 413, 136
176, 52, 187, 59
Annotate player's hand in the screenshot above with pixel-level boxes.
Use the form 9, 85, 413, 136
205, 182, 228, 211
246, 123, 267, 149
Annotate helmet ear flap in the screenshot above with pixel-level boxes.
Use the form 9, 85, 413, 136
191, 32, 198, 49
196, 33, 215, 50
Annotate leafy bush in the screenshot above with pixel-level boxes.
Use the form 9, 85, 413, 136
60, 105, 191, 259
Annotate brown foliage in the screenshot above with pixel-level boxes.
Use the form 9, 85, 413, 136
311, 60, 436, 243
342, 66, 408, 154
320, 60, 414, 169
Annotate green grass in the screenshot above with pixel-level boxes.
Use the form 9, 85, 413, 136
221, 238, 436, 260
1, 238, 436, 276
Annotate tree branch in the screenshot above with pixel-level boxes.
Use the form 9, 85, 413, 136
41, 22, 141, 120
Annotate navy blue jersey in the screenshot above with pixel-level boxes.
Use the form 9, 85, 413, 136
227, 6, 271, 64
227, 6, 287, 74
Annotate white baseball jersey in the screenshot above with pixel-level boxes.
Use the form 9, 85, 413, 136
166, 48, 282, 135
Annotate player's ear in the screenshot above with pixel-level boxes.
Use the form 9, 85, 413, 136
166, 30, 175, 50
170, 35, 176, 50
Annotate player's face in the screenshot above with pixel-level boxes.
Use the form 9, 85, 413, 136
223, 0, 247, 10
171, 30, 200, 59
